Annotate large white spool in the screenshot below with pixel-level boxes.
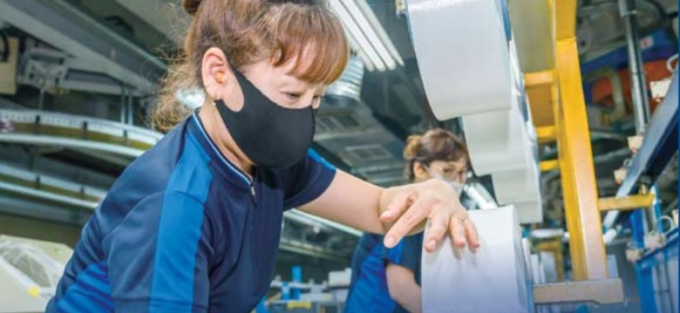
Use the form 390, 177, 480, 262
421, 206, 530, 313
406, 0, 513, 119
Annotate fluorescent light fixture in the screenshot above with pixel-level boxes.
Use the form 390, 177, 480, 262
330, 0, 386, 71
329, 0, 403, 71
343, 0, 396, 69
354, 0, 404, 67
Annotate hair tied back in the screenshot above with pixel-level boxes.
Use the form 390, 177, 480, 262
182, 0, 203, 16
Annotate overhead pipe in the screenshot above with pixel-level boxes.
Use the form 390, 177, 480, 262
619, 0, 651, 134
618, 0, 657, 239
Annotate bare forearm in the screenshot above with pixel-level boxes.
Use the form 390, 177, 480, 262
300, 171, 386, 233
387, 265, 423, 313
394, 285, 422, 313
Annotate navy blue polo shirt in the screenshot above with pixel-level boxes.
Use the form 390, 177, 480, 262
345, 232, 423, 313
46, 113, 336, 313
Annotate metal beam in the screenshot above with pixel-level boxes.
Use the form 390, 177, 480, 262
0, 180, 97, 210
598, 194, 655, 211
540, 160, 559, 172
603, 73, 679, 234
536, 126, 557, 144
554, 0, 608, 281
0, 194, 89, 225
524, 71, 555, 87
0, 0, 166, 95
533, 279, 624, 305
0, 134, 146, 157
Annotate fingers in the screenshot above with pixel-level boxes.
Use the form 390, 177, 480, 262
449, 215, 467, 249
384, 197, 429, 248
424, 206, 449, 252
464, 218, 480, 251
380, 189, 413, 223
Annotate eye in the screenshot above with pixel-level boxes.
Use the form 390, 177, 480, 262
286, 93, 301, 101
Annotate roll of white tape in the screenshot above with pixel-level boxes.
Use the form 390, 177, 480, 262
462, 106, 532, 175
406, 0, 513, 120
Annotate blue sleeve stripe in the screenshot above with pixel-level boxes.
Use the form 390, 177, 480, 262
150, 133, 212, 312
308, 149, 336, 171
56, 262, 114, 313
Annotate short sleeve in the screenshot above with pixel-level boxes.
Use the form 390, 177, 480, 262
281, 149, 337, 210
382, 233, 423, 273
102, 191, 213, 313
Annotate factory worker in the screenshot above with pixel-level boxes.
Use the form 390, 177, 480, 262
45, 1, 479, 312
345, 129, 471, 313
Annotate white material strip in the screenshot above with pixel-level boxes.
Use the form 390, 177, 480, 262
406, 0, 513, 119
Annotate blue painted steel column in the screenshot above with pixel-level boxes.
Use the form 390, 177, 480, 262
291, 266, 302, 300
632, 210, 658, 313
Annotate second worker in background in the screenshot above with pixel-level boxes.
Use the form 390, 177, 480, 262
345, 129, 472, 313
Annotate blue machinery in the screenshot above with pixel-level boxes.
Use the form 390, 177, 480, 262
610, 72, 678, 313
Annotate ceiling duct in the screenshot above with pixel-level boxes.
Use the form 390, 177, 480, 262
341, 144, 395, 166
326, 56, 364, 103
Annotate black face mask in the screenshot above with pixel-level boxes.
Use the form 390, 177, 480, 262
215, 67, 315, 170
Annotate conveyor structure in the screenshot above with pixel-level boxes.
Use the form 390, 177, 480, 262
0, 107, 360, 261
407, 0, 633, 308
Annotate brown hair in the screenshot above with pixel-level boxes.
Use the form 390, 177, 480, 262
403, 128, 469, 181
152, 0, 349, 132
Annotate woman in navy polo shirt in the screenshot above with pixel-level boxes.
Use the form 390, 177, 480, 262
346, 129, 471, 313
46, 1, 479, 312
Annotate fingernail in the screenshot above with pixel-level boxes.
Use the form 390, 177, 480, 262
427, 239, 436, 250
381, 211, 393, 219
385, 236, 396, 247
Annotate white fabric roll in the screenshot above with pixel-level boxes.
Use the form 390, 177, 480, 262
421, 206, 530, 313
406, 0, 513, 119
462, 106, 532, 175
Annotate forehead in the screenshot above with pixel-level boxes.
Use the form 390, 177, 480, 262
431, 159, 468, 169
278, 58, 326, 88
246, 57, 327, 91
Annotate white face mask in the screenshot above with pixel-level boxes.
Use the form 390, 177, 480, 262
426, 168, 465, 195
448, 180, 465, 195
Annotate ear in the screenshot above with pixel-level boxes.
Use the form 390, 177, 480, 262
201, 47, 231, 100
413, 162, 430, 181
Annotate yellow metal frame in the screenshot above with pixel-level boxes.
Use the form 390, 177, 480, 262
517, 0, 626, 305
553, 0, 609, 281
533, 279, 624, 304
536, 126, 557, 144
535, 238, 565, 282
598, 194, 655, 211
540, 160, 559, 172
